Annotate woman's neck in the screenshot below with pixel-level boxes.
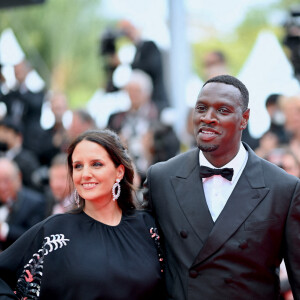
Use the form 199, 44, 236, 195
84, 200, 122, 226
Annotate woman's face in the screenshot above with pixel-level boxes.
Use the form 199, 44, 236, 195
71, 140, 124, 205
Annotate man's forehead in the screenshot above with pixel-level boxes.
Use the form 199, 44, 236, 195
199, 82, 241, 98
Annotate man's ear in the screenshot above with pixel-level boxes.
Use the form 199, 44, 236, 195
240, 108, 250, 130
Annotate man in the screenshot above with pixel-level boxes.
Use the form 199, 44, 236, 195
119, 19, 169, 113
144, 75, 300, 299
45, 153, 72, 217
0, 158, 45, 251
0, 59, 46, 160
0, 118, 40, 190
108, 69, 158, 180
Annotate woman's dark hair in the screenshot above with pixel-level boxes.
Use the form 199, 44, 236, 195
67, 129, 136, 211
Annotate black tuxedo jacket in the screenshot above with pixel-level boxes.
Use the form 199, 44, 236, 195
132, 40, 169, 112
1, 187, 45, 250
144, 143, 300, 300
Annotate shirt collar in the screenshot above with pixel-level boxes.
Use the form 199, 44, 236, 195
199, 142, 248, 182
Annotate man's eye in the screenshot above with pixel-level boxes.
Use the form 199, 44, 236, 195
218, 108, 230, 113
196, 106, 206, 112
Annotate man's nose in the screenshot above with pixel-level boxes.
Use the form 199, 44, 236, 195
201, 108, 218, 124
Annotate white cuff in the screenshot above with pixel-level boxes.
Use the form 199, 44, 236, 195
0, 222, 9, 241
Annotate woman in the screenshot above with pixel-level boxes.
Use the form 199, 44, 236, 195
0, 129, 164, 299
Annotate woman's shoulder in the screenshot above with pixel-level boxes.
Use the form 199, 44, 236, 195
35, 213, 80, 231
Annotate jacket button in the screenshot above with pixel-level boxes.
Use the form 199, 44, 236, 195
239, 240, 248, 249
189, 270, 198, 278
180, 230, 188, 238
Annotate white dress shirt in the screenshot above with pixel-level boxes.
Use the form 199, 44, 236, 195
199, 143, 248, 222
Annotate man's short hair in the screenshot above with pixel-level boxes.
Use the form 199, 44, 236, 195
203, 75, 249, 111
127, 69, 153, 97
265, 94, 281, 108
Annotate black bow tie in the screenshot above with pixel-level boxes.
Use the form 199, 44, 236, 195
199, 165, 234, 181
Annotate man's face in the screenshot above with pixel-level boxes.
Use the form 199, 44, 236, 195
0, 160, 21, 203
49, 165, 69, 201
126, 82, 148, 110
193, 82, 249, 165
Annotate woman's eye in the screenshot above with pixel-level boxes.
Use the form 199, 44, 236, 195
73, 164, 82, 169
93, 162, 103, 167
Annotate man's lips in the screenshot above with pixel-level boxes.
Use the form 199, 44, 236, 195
198, 126, 220, 141
198, 126, 220, 134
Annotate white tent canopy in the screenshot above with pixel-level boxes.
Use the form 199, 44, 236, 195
238, 30, 300, 139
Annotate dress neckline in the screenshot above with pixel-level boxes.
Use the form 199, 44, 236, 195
81, 210, 125, 228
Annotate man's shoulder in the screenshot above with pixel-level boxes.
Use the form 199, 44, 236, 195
19, 186, 45, 203
151, 147, 198, 172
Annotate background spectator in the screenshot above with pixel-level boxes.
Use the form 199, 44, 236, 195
44, 153, 71, 217
107, 69, 158, 180
0, 158, 45, 251
0, 117, 40, 190
0, 59, 46, 160
281, 95, 300, 162
265, 93, 290, 145
119, 19, 169, 113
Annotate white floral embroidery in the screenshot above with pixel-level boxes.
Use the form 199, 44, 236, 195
15, 234, 70, 300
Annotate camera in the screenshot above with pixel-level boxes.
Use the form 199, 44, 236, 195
283, 5, 300, 79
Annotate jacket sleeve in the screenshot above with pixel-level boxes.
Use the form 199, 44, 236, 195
0, 220, 45, 299
142, 165, 153, 212
284, 180, 300, 300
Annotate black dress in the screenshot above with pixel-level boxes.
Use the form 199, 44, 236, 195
0, 210, 165, 300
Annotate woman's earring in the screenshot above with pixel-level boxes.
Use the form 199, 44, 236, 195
74, 190, 80, 208
112, 179, 121, 201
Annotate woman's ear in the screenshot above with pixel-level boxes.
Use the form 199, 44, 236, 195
116, 164, 125, 180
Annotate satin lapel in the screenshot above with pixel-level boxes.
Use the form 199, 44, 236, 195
192, 144, 270, 266
171, 149, 214, 244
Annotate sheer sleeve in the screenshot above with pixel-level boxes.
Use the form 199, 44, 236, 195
0, 219, 47, 299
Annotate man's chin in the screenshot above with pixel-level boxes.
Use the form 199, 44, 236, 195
198, 143, 218, 152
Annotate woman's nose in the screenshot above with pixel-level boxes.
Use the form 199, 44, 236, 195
81, 166, 91, 178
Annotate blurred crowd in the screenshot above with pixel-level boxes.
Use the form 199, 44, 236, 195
0, 19, 300, 300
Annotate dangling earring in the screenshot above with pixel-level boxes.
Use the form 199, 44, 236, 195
112, 179, 121, 201
74, 190, 80, 208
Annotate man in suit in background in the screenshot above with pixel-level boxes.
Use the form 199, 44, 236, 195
144, 75, 300, 299
0, 158, 45, 251
0, 118, 40, 190
119, 19, 169, 113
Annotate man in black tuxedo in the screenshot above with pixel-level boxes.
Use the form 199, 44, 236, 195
0, 158, 45, 251
144, 75, 300, 299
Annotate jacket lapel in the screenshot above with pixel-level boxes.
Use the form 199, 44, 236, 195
192, 144, 270, 266
171, 148, 214, 244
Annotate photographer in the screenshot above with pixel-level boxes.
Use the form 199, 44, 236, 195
100, 28, 123, 93
100, 20, 169, 114
283, 5, 300, 82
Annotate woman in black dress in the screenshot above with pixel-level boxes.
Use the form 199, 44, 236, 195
0, 129, 164, 300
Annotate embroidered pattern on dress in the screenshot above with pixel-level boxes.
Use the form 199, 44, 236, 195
14, 234, 70, 300
150, 227, 164, 273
